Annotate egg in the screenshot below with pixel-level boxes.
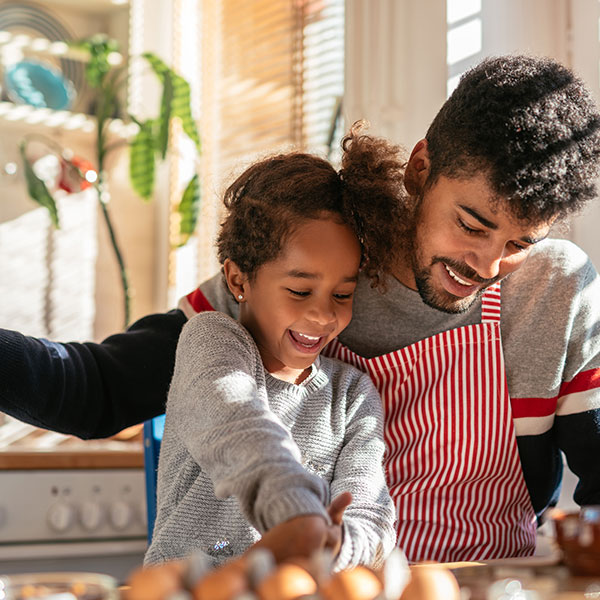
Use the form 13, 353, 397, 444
193, 558, 249, 600
256, 563, 318, 600
124, 559, 187, 600
380, 547, 411, 600
320, 566, 383, 600
399, 563, 460, 600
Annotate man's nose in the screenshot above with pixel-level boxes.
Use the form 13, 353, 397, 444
465, 245, 506, 280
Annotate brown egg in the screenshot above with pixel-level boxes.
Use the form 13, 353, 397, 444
124, 560, 187, 600
399, 563, 460, 600
193, 559, 249, 600
256, 563, 318, 600
320, 566, 383, 600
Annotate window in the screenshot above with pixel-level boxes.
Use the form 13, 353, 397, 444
171, 0, 345, 300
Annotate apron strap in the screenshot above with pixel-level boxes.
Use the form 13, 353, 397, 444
481, 282, 502, 323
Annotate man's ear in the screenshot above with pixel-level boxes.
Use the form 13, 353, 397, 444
404, 139, 431, 196
223, 258, 248, 303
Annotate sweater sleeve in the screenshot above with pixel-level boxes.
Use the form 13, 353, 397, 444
329, 371, 397, 570
553, 254, 600, 506
0, 309, 186, 439
167, 311, 330, 532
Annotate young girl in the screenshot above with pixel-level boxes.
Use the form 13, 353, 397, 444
145, 125, 406, 570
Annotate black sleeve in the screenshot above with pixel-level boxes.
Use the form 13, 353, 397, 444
0, 309, 187, 439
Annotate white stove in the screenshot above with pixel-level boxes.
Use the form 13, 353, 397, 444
0, 419, 148, 583
0, 468, 148, 582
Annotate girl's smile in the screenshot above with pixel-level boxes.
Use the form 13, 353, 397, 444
288, 329, 326, 353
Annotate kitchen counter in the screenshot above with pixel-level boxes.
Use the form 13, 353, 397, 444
0, 447, 143, 470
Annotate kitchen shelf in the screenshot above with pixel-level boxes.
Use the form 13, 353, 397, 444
42, 0, 130, 11
0, 29, 124, 65
0, 100, 138, 141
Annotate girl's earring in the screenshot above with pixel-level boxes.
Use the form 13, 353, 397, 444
238, 294, 244, 301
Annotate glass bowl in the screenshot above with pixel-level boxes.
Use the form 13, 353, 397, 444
0, 571, 118, 600
552, 506, 600, 576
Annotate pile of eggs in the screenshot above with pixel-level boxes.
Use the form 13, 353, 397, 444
126, 548, 461, 600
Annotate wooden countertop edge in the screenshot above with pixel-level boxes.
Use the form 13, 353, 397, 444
0, 449, 144, 469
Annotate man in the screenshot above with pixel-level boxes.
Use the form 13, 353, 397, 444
2, 55, 600, 563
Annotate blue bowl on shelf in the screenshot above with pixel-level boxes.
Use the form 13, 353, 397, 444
4, 59, 75, 111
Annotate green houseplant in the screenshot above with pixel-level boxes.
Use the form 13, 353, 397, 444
20, 35, 201, 327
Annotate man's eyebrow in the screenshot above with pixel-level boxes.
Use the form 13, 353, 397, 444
459, 204, 497, 230
286, 270, 358, 283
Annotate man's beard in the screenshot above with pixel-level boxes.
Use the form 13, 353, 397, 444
408, 241, 499, 314
412, 255, 492, 314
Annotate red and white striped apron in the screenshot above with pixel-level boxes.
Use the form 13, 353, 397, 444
325, 283, 537, 562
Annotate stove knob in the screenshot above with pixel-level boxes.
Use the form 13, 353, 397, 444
80, 501, 105, 531
109, 501, 135, 530
47, 502, 77, 532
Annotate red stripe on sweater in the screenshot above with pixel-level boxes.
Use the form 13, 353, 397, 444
186, 288, 215, 313
560, 368, 600, 395
510, 368, 600, 418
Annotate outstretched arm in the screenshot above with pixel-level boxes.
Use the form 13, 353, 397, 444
0, 309, 186, 439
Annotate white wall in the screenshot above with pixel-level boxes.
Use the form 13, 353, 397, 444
344, 0, 600, 269
566, 0, 600, 270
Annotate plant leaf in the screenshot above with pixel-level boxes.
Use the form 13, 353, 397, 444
177, 174, 200, 246
171, 72, 201, 151
142, 52, 201, 152
19, 144, 60, 227
142, 52, 169, 82
157, 70, 173, 159
129, 120, 156, 200
71, 35, 120, 88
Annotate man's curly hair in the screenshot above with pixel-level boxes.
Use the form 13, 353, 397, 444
425, 55, 600, 222
217, 122, 407, 289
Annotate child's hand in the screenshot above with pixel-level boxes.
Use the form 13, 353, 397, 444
251, 492, 353, 563
327, 491, 352, 525
324, 491, 352, 555
251, 514, 329, 563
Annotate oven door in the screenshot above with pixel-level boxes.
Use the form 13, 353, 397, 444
0, 419, 147, 583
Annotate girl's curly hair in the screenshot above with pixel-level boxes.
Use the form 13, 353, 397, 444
426, 55, 600, 223
217, 121, 408, 289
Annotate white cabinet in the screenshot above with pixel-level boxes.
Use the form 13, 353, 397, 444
0, 0, 176, 340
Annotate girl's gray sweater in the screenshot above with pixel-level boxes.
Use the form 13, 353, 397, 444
144, 311, 396, 569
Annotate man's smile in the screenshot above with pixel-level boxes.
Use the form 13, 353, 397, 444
444, 263, 473, 286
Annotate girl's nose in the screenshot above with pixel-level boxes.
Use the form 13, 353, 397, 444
308, 298, 336, 325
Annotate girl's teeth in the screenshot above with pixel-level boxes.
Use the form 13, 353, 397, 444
445, 264, 470, 286
296, 332, 319, 343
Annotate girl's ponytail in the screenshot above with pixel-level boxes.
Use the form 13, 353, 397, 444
339, 121, 409, 289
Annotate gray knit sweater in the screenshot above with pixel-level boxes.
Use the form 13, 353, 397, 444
144, 311, 396, 569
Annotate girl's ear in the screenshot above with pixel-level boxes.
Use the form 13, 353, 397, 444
404, 139, 431, 196
223, 259, 248, 303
